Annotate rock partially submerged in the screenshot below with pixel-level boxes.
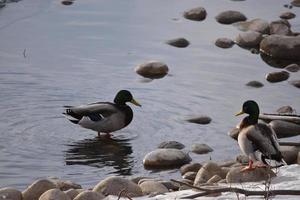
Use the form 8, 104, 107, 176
235, 31, 263, 48
135, 61, 169, 79
276, 106, 295, 114
226, 167, 276, 183
191, 143, 213, 154
234, 18, 269, 34
265, 71, 289, 83
183, 7, 207, 21
215, 38, 234, 48
269, 120, 300, 138
166, 38, 190, 48
186, 115, 212, 124
285, 64, 300, 72
280, 12, 296, 20
289, 80, 300, 88
246, 80, 264, 88
158, 141, 185, 150
215, 10, 247, 24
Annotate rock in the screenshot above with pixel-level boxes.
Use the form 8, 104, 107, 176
260, 35, 300, 60
39, 189, 71, 200
234, 18, 269, 34
270, 120, 300, 138
289, 80, 300, 88
61, 0, 73, 6
280, 12, 296, 20
143, 149, 191, 168
221, 167, 232, 175
215, 38, 234, 48
22, 179, 57, 200
228, 127, 239, 140
266, 71, 289, 83
186, 115, 211, 124
276, 106, 295, 114
180, 163, 202, 175
291, 0, 300, 7
193, 162, 226, 186
64, 189, 80, 200
269, 20, 292, 36
73, 191, 105, 200
135, 61, 169, 79
158, 141, 185, 149
48, 178, 82, 191
138, 178, 161, 185
236, 155, 249, 164
218, 160, 237, 167
0, 188, 22, 200
298, 152, 300, 165
178, 179, 194, 191
235, 31, 263, 48
183, 7, 207, 21
182, 172, 197, 181
246, 81, 264, 88
226, 167, 276, 183
159, 181, 179, 191
280, 146, 300, 164
93, 176, 143, 197
166, 38, 189, 48
191, 143, 213, 154
207, 175, 222, 184
139, 181, 168, 195
285, 64, 300, 72
130, 177, 151, 185
215, 10, 247, 24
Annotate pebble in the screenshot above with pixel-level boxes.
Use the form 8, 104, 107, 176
235, 31, 263, 48
135, 61, 169, 79
191, 143, 213, 154
73, 191, 105, 200
215, 38, 234, 48
280, 12, 296, 20
143, 149, 191, 168
166, 37, 190, 48
280, 146, 300, 164
186, 115, 211, 124
0, 187, 22, 200
64, 189, 80, 200
233, 18, 269, 34
269, 20, 292, 36
289, 80, 300, 88
276, 106, 295, 114
246, 80, 264, 88
265, 71, 289, 83
158, 141, 185, 150
93, 176, 143, 197
226, 167, 276, 183
215, 10, 247, 24
193, 162, 226, 186
183, 7, 207, 21
180, 163, 202, 175
39, 189, 71, 200
182, 172, 197, 181
22, 179, 57, 200
269, 120, 300, 138
139, 181, 169, 195
285, 64, 300, 72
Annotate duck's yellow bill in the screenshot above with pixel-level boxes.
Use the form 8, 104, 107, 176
235, 110, 244, 116
131, 99, 142, 107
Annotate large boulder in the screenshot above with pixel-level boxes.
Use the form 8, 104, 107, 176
235, 31, 263, 48
166, 38, 190, 48
93, 176, 143, 197
260, 35, 300, 61
183, 7, 207, 21
215, 10, 247, 24
0, 187, 22, 200
143, 149, 191, 169
135, 61, 169, 79
193, 162, 226, 186
139, 181, 169, 195
234, 18, 269, 34
265, 71, 289, 83
39, 189, 71, 200
269, 120, 300, 138
73, 191, 105, 200
226, 167, 276, 183
22, 179, 57, 200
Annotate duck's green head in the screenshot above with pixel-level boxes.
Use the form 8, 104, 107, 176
235, 100, 260, 117
114, 90, 141, 107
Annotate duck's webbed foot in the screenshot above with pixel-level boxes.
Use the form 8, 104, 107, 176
241, 160, 255, 172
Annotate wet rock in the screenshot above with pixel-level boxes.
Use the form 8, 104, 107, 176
180, 163, 202, 175
246, 81, 264, 88
266, 71, 289, 83
182, 172, 197, 181
228, 127, 239, 140
269, 20, 292, 36
183, 7, 207, 21
234, 18, 269, 34
194, 162, 226, 186
280, 146, 300, 164
22, 179, 57, 200
270, 120, 300, 138
276, 106, 295, 114
235, 31, 263, 48
139, 181, 168, 195
39, 189, 70, 200
73, 191, 105, 200
291, 0, 300, 7
0, 187, 22, 200
93, 176, 143, 197
143, 149, 191, 168
280, 12, 296, 20
215, 10, 247, 24
260, 35, 300, 60
298, 152, 300, 165
289, 80, 300, 88
236, 154, 249, 164
207, 175, 222, 184
49, 178, 82, 191
64, 189, 80, 200
285, 64, 300, 72
158, 141, 185, 149
191, 143, 213, 154
226, 167, 276, 183
135, 61, 169, 79
215, 38, 234, 48
186, 115, 211, 124
61, 0, 73, 6
166, 38, 189, 48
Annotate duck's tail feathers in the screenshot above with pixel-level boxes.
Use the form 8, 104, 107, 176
63, 105, 73, 108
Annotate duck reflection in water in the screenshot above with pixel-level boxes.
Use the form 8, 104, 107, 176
65, 137, 133, 175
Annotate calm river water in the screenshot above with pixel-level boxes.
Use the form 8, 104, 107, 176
0, 0, 299, 189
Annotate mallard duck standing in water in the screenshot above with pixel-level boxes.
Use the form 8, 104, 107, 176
235, 100, 285, 171
63, 90, 141, 138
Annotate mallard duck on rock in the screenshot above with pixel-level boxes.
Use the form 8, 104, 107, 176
63, 90, 141, 138
235, 100, 286, 171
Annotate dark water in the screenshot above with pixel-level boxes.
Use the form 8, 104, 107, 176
0, 0, 299, 189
